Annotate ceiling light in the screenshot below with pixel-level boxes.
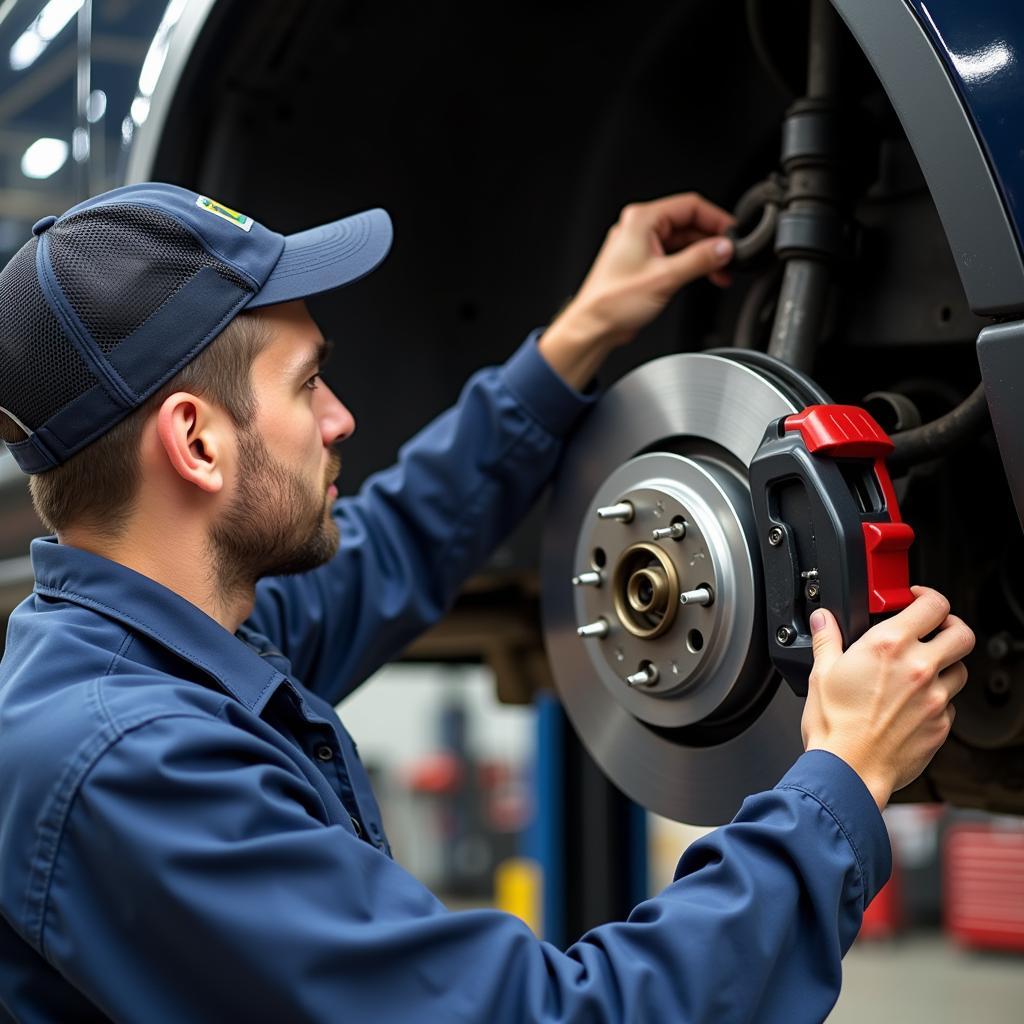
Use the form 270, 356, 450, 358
10, 0, 84, 72
21, 137, 69, 179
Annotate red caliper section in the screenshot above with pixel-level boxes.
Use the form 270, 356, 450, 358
783, 405, 915, 614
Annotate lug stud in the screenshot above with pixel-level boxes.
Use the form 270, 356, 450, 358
626, 663, 659, 687
652, 522, 686, 541
596, 501, 634, 523
679, 587, 714, 607
572, 571, 602, 587
577, 619, 610, 639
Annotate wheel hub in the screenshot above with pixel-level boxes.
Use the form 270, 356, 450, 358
572, 452, 767, 729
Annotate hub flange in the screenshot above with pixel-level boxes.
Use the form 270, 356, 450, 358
572, 453, 767, 730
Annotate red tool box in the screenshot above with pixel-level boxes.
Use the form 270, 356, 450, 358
944, 823, 1024, 953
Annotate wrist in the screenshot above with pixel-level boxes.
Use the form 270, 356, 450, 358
537, 308, 620, 392
807, 743, 893, 811
547, 299, 631, 351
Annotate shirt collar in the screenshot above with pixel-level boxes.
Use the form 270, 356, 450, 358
29, 536, 287, 714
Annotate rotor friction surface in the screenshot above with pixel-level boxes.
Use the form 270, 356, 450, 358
541, 354, 805, 825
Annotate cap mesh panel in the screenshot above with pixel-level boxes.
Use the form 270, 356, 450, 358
0, 237, 97, 432
48, 203, 253, 355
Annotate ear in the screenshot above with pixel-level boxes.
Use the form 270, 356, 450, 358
154, 392, 228, 495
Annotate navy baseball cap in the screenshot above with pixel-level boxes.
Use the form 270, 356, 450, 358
0, 182, 392, 474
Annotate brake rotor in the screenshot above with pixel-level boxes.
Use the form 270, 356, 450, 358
541, 352, 814, 825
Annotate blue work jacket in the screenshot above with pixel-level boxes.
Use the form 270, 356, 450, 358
0, 334, 890, 1022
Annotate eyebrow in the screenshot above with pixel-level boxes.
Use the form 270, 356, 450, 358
292, 337, 334, 383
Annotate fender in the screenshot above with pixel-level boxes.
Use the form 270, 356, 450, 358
833, 0, 1024, 316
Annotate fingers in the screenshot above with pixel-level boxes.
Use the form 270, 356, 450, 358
886, 586, 952, 643
923, 614, 976, 671
659, 236, 734, 290
936, 661, 969, 700
809, 608, 844, 675
664, 227, 733, 287
663, 225, 730, 253
621, 193, 734, 242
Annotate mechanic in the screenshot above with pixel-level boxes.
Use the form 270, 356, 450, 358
0, 183, 973, 1023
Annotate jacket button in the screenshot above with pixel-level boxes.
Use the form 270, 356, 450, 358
315, 744, 334, 762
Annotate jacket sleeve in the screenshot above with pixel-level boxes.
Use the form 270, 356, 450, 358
46, 723, 889, 1024
246, 331, 596, 704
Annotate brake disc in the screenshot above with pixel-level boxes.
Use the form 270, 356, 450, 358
541, 352, 813, 825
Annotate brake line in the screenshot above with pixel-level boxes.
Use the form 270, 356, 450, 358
889, 382, 990, 474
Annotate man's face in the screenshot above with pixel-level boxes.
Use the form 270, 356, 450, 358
209, 301, 355, 586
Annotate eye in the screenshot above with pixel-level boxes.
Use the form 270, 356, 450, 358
304, 374, 322, 392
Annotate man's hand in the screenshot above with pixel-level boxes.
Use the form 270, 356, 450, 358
538, 193, 734, 389
802, 586, 975, 810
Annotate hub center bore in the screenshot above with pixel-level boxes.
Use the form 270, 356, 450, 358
614, 542, 680, 638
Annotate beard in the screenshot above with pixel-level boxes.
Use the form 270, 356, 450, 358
208, 426, 341, 598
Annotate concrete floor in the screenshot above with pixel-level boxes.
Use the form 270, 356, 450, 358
830, 933, 1024, 1022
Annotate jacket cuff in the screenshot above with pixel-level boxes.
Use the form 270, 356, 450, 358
500, 328, 599, 438
775, 749, 892, 907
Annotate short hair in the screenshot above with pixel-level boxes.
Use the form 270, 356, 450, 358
0, 311, 271, 537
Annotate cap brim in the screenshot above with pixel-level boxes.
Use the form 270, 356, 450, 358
246, 208, 392, 309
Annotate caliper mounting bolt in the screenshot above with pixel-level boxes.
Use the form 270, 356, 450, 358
776, 625, 796, 645
801, 568, 820, 601
767, 526, 784, 547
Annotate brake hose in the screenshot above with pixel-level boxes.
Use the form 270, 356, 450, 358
888, 382, 990, 473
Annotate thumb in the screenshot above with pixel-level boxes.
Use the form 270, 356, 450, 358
810, 608, 843, 674
660, 235, 733, 288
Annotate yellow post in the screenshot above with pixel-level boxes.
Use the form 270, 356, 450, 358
494, 857, 542, 936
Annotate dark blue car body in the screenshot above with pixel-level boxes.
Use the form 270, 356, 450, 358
909, 0, 1024, 252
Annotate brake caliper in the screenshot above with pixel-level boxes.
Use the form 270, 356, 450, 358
749, 404, 915, 695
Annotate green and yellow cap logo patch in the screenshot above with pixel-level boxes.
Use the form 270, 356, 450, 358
195, 194, 254, 232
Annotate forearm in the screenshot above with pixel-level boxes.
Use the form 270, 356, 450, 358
537, 303, 618, 391
645, 749, 890, 1021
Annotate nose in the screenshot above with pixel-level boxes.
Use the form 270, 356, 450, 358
316, 384, 356, 445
